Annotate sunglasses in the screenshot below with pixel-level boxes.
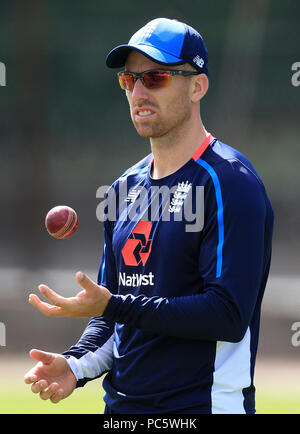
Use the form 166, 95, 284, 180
118, 69, 199, 91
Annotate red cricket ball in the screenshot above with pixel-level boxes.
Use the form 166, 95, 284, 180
45, 205, 79, 239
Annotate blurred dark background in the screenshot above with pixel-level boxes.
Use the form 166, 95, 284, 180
0, 1, 299, 360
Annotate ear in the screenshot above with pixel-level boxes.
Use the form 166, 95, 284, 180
190, 73, 209, 103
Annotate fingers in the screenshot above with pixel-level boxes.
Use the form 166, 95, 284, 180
31, 380, 64, 403
39, 383, 60, 401
28, 284, 73, 317
76, 272, 109, 295
24, 350, 55, 384
24, 373, 37, 384
29, 349, 55, 365
28, 273, 110, 319
28, 293, 65, 317
31, 379, 48, 394
76, 271, 99, 294
38, 285, 70, 308
50, 389, 64, 404
24, 349, 65, 404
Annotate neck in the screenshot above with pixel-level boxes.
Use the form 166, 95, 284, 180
150, 116, 209, 179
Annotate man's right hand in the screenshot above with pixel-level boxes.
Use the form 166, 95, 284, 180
24, 349, 77, 404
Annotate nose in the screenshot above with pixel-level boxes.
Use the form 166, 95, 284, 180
131, 76, 148, 99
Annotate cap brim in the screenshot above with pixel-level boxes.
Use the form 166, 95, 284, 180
106, 43, 185, 69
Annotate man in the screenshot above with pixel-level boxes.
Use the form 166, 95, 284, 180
24, 18, 274, 414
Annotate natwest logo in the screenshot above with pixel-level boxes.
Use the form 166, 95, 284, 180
121, 221, 152, 266
119, 272, 154, 287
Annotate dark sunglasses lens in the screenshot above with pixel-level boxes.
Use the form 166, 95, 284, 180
119, 73, 134, 91
143, 71, 172, 88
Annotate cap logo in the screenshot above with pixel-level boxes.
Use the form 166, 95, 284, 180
139, 22, 157, 40
193, 55, 205, 69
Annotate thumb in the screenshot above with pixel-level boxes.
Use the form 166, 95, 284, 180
29, 349, 55, 365
76, 271, 99, 293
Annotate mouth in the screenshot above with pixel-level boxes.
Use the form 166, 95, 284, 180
134, 108, 156, 121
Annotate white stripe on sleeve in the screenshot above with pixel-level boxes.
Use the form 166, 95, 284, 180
67, 335, 114, 381
211, 327, 251, 414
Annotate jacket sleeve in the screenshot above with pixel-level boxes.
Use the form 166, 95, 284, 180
102, 160, 273, 343
63, 211, 118, 386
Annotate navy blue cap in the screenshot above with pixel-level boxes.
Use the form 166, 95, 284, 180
106, 18, 209, 75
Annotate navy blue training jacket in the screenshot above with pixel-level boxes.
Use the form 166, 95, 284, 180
63, 134, 274, 414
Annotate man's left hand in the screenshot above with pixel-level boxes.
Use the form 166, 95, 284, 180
28, 272, 111, 318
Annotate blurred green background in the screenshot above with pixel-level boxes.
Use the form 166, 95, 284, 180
0, 0, 299, 414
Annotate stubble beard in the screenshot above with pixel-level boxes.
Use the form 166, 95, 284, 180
132, 93, 192, 141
